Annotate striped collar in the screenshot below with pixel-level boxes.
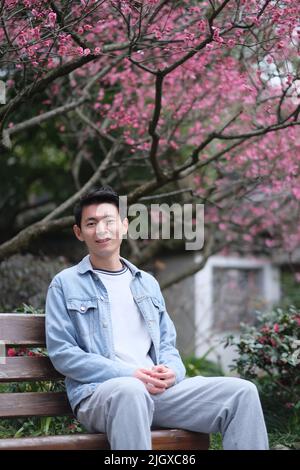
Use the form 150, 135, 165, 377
77, 255, 141, 277
94, 263, 128, 276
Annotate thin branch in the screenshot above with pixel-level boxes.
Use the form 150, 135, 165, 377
139, 188, 196, 201
148, 73, 166, 181
0, 42, 131, 124
161, 0, 231, 76
2, 96, 87, 149
160, 235, 226, 290
217, 120, 300, 140
185, 109, 244, 166
50, 1, 89, 50
0, 216, 74, 261
76, 108, 116, 143
83, 52, 128, 94
1, 52, 126, 147
42, 141, 121, 222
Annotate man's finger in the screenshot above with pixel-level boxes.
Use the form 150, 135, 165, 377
151, 371, 174, 380
146, 384, 165, 394
140, 372, 167, 388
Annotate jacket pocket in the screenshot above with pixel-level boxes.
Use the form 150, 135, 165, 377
66, 298, 98, 340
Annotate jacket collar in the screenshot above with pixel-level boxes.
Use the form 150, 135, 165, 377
77, 254, 141, 277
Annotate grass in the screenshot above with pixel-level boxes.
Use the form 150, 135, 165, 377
209, 430, 300, 450
268, 431, 300, 449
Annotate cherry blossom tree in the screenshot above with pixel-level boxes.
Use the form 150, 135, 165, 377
0, 0, 300, 277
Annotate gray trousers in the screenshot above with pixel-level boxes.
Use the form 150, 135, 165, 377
76, 375, 269, 450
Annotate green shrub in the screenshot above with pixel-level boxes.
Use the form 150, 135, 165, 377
184, 355, 224, 378
226, 305, 300, 432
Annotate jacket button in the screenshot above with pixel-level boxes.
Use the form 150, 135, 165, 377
102, 322, 108, 328
100, 296, 104, 301
80, 306, 86, 312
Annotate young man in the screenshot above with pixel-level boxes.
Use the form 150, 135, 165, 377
46, 186, 269, 450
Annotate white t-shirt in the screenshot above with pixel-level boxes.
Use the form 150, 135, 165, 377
94, 263, 154, 370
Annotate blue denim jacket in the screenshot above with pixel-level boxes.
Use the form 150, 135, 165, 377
45, 255, 186, 412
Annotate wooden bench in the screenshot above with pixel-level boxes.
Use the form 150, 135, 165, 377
0, 313, 209, 450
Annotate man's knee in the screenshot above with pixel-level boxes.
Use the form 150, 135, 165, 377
227, 377, 261, 409
235, 378, 258, 395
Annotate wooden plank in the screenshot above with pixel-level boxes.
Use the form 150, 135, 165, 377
0, 430, 209, 450
0, 357, 63, 382
0, 434, 109, 450
152, 429, 209, 450
0, 314, 45, 346
0, 392, 72, 418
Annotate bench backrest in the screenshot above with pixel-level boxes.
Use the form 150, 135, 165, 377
0, 313, 72, 419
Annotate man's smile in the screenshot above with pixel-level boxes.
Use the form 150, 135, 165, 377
95, 238, 111, 244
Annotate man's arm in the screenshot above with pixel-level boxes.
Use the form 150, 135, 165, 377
46, 281, 136, 383
153, 279, 186, 384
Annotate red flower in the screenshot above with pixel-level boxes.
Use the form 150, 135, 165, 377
284, 402, 294, 409
7, 348, 16, 357
259, 336, 267, 344
273, 323, 280, 333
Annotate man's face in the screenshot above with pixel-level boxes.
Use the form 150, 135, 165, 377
73, 203, 128, 259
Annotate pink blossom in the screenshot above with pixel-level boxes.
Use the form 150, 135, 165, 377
48, 12, 57, 28
227, 39, 236, 48
285, 402, 294, 409
292, 188, 300, 200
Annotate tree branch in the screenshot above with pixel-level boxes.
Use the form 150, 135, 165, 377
42, 141, 121, 222
0, 42, 131, 125
1, 52, 127, 148
2, 96, 87, 149
217, 120, 300, 140
160, 233, 224, 290
148, 73, 166, 181
161, 0, 231, 76
0, 216, 74, 261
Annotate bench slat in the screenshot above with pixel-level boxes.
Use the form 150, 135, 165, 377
0, 392, 72, 418
0, 430, 209, 450
0, 314, 45, 346
0, 357, 63, 382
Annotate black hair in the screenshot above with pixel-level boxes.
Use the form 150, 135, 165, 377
73, 186, 120, 227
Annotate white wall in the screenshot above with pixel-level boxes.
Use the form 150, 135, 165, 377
194, 255, 281, 373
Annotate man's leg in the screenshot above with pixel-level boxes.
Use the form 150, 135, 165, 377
76, 377, 154, 450
152, 375, 269, 450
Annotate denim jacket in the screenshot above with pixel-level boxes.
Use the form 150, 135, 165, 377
45, 255, 186, 412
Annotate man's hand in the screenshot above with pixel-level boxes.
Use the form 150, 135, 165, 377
133, 368, 168, 394
151, 364, 176, 389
